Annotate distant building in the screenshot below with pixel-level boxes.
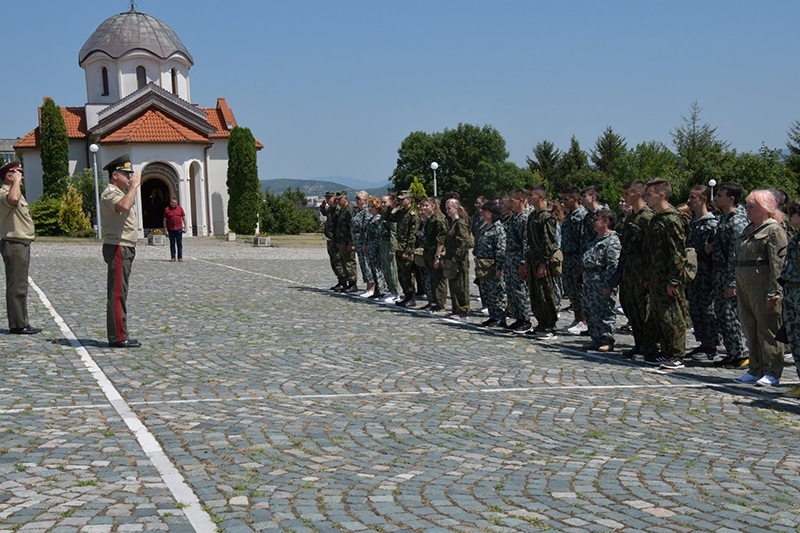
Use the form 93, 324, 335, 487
0, 139, 17, 165
14, 6, 262, 236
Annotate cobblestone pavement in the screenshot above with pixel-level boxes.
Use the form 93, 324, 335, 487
1, 238, 800, 532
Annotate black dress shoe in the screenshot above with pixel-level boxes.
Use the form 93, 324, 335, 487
109, 339, 142, 348
399, 299, 416, 308
9, 325, 42, 335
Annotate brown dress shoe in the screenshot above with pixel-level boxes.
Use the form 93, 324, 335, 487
597, 343, 615, 352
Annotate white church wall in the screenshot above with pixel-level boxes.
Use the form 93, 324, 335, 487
206, 140, 230, 235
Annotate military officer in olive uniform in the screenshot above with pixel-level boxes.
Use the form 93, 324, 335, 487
101, 156, 141, 348
0, 160, 42, 335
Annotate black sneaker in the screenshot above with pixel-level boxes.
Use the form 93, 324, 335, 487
643, 352, 671, 366
621, 348, 639, 359
345, 283, 360, 293
398, 299, 416, 308
331, 283, 345, 291
505, 319, 524, 331
369, 292, 384, 300
513, 321, 533, 334
659, 357, 685, 370
420, 303, 433, 311
688, 345, 717, 361
481, 318, 499, 327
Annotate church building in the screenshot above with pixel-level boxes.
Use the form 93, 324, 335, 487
14, 5, 261, 236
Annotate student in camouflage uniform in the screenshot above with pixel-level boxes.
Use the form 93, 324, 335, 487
471, 196, 489, 310
780, 201, 800, 397
378, 194, 401, 301
618, 180, 656, 357
365, 196, 388, 299
420, 197, 448, 313
581, 209, 621, 351
392, 190, 421, 307
335, 192, 359, 293
685, 185, 720, 359
560, 187, 588, 328
642, 179, 690, 369
474, 202, 507, 327
436, 198, 471, 318
709, 183, 750, 368
321, 191, 345, 290
547, 198, 565, 309
525, 185, 559, 338
351, 191, 373, 296
733, 189, 788, 386
503, 190, 534, 333
574, 185, 607, 334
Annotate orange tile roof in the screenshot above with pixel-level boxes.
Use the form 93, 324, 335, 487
101, 109, 209, 144
14, 107, 87, 149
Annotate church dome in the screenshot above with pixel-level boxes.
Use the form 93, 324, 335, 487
79, 8, 193, 65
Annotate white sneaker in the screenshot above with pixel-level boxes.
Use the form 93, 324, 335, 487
567, 322, 588, 335
535, 332, 558, 341
382, 293, 398, 303
563, 319, 580, 330
755, 375, 779, 387
733, 372, 760, 384
479, 307, 489, 316
359, 290, 374, 298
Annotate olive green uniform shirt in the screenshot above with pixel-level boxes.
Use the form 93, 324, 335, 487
0, 184, 36, 243
101, 184, 138, 246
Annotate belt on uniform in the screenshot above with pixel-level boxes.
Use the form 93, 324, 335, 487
737, 259, 767, 267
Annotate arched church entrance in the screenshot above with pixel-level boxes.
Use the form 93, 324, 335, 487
141, 178, 169, 230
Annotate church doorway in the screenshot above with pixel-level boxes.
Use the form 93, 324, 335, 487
141, 177, 170, 231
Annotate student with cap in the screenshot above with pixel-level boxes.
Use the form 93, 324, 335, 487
0, 160, 42, 334
101, 156, 142, 348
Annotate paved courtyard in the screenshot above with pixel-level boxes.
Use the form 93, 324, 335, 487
1, 238, 800, 532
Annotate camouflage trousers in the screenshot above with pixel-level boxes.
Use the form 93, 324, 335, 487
424, 252, 448, 309
504, 253, 531, 321
529, 267, 559, 330
783, 286, 800, 380
479, 274, 507, 322
379, 240, 400, 294
712, 275, 748, 360
563, 254, 585, 319
646, 281, 688, 358
357, 250, 373, 284
619, 271, 656, 352
584, 275, 616, 345
448, 259, 470, 315
396, 254, 416, 298
338, 244, 357, 284
327, 240, 344, 282
687, 271, 719, 346
366, 244, 388, 294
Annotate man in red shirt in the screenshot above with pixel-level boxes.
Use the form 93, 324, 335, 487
163, 197, 187, 262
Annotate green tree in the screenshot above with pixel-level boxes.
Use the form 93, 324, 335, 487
29, 196, 63, 236
526, 139, 562, 186
721, 145, 796, 196
553, 136, 595, 194
785, 119, 800, 178
58, 186, 92, 235
69, 168, 105, 225
671, 101, 730, 186
409, 176, 427, 199
590, 126, 627, 175
391, 123, 523, 206
226, 126, 260, 234
40, 98, 70, 198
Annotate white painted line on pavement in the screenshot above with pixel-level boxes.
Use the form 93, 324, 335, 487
28, 278, 216, 533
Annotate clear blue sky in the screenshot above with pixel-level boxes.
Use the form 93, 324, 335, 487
3, 0, 799, 186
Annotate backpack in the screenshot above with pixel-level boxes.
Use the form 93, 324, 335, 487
683, 247, 698, 283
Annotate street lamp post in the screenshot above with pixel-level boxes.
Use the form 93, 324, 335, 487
89, 144, 102, 240
709, 178, 717, 199
430, 161, 439, 197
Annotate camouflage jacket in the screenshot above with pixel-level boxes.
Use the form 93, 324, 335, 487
580, 204, 609, 254
444, 217, 471, 262
322, 203, 338, 240
562, 205, 587, 256
423, 213, 447, 253
378, 212, 397, 246
350, 206, 370, 248
474, 221, 506, 265
620, 205, 654, 276
505, 206, 532, 264
335, 204, 354, 245
712, 205, 747, 289
687, 211, 718, 275
392, 206, 420, 254
781, 231, 800, 284
644, 206, 690, 286
582, 231, 621, 287
366, 213, 382, 255
526, 208, 557, 266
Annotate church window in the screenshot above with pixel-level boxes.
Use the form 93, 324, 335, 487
171, 68, 178, 95
136, 66, 147, 89
101, 67, 109, 96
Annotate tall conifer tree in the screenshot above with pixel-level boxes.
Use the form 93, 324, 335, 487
226, 126, 260, 234
40, 98, 70, 197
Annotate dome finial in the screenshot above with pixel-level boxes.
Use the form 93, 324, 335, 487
129, 1, 137, 12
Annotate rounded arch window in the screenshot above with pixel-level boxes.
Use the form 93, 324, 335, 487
136, 66, 147, 89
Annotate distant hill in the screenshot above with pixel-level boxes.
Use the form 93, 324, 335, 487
261, 178, 391, 199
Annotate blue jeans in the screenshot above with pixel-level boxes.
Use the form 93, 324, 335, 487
168, 229, 183, 259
